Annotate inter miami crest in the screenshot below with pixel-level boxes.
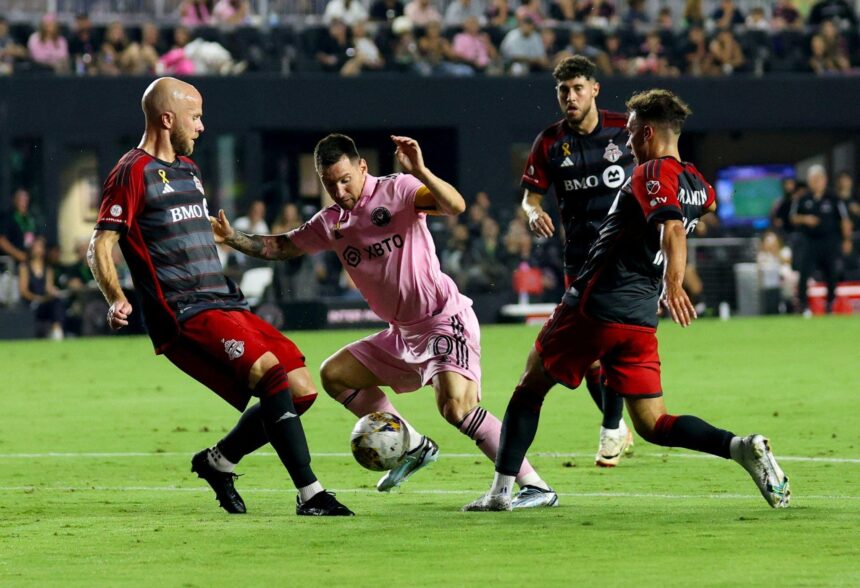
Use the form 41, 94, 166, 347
371, 207, 392, 227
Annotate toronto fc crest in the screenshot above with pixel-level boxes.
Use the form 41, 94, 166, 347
603, 140, 623, 163
222, 338, 245, 360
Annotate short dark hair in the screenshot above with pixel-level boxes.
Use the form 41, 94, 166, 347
553, 55, 597, 84
625, 88, 692, 134
314, 133, 360, 172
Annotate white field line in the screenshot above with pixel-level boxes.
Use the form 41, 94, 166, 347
0, 451, 857, 464
0, 486, 856, 500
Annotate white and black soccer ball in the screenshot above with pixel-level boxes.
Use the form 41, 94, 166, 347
350, 412, 410, 471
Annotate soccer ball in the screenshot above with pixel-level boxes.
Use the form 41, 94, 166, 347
350, 412, 410, 471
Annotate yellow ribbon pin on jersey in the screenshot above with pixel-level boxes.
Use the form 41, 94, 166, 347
562, 143, 571, 157
158, 170, 170, 185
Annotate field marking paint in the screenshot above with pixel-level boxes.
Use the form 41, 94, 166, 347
0, 485, 857, 501
0, 451, 857, 464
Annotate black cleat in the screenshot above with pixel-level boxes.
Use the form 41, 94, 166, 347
296, 490, 355, 516
191, 449, 247, 514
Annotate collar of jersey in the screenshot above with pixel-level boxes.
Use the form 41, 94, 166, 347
136, 147, 183, 168
356, 173, 378, 209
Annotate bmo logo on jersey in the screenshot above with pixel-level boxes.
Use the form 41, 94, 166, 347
562, 165, 626, 192
169, 198, 210, 223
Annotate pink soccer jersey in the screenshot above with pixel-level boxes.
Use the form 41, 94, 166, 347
288, 173, 471, 325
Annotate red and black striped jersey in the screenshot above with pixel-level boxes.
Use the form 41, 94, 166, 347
567, 156, 715, 328
521, 110, 634, 278
96, 148, 247, 352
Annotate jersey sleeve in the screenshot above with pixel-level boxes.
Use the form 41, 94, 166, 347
521, 131, 551, 194
630, 160, 683, 223
286, 210, 334, 254
394, 173, 428, 214
95, 159, 146, 233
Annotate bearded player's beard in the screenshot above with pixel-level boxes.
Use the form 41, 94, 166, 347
171, 129, 194, 156
566, 102, 592, 126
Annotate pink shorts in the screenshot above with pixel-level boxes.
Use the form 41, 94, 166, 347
346, 307, 482, 395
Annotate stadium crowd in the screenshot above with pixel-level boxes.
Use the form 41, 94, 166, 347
1, 0, 860, 76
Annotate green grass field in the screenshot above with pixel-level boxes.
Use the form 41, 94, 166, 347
1, 317, 859, 587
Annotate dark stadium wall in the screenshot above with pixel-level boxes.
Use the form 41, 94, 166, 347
1, 75, 859, 240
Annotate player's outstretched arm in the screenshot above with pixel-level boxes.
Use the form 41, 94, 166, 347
392, 135, 466, 216
210, 209, 303, 260
88, 229, 132, 330
522, 190, 555, 238
659, 219, 697, 328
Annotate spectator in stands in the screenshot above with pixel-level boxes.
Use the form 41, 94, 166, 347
388, 16, 421, 71
416, 19, 467, 75
158, 26, 196, 75
656, 6, 677, 35
440, 222, 470, 289
487, 0, 516, 27
603, 32, 629, 76
709, 28, 745, 75
342, 20, 385, 75
680, 24, 716, 76
316, 18, 352, 73
452, 15, 498, 73
180, 0, 213, 27
809, 20, 851, 74
757, 229, 798, 314
500, 16, 548, 75
58, 239, 94, 292
684, 0, 705, 27
709, 0, 745, 30
27, 13, 69, 73
324, 0, 369, 26
404, 0, 443, 27
466, 216, 507, 293
67, 14, 98, 75
98, 21, 134, 75
272, 203, 304, 234
562, 29, 609, 75
807, 0, 858, 30
541, 27, 560, 66
548, 0, 577, 24
0, 188, 36, 264
634, 31, 677, 76
577, 0, 618, 29
212, 0, 251, 26
622, 0, 651, 32
516, 0, 547, 27
835, 171, 860, 225
234, 200, 269, 234
18, 236, 65, 339
0, 17, 28, 75
746, 7, 771, 31
133, 23, 164, 74
445, 0, 488, 27
370, 0, 405, 22
772, 0, 803, 30
790, 164, 853, 314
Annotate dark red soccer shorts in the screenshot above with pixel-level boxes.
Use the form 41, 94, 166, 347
163, 309, 306, 411
535, 302, 662, 397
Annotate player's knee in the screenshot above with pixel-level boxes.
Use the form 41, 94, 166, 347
320, 357, 347, 397
248, 352, 280, 389
630, 415, 660, 444
439, 396, 474, 426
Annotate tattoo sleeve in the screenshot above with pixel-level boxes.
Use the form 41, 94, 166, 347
226, 231, 303, 260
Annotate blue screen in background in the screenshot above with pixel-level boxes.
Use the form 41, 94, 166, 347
715, 164, 796, 229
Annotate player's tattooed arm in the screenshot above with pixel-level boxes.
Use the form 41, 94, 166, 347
228, 231, 303, 260
210, 209, 303, 260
